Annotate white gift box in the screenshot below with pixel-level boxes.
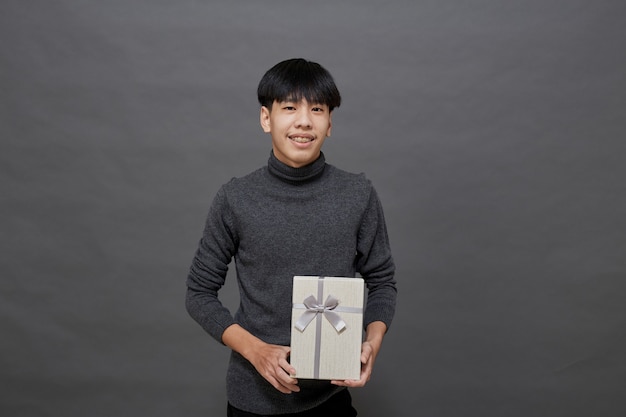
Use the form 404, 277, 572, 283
290, 276, 364, 380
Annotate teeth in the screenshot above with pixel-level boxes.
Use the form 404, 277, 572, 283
291, 136, 313, 143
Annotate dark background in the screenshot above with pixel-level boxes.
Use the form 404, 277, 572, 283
2, 1, 625, 416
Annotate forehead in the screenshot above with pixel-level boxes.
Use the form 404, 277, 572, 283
276, 97, 326, 106
276, 86, 329, 104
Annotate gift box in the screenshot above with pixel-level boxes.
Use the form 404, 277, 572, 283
290, 276, 364, 380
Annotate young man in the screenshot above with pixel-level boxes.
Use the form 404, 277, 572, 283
186, 58, 397, 416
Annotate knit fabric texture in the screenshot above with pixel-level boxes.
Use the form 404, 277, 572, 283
186, 151, 397, 414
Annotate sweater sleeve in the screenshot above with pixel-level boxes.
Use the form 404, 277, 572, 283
356, 184, 397, 331
185, 185, 238, 343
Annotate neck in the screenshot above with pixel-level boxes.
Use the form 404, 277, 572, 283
267, 150, 326, 185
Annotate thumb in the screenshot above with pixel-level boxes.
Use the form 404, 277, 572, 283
361, 342, 372, 364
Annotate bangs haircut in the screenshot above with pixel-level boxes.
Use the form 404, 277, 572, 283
257, 58, 341, 111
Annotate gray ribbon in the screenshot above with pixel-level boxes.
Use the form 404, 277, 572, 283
294, 294, 347, 333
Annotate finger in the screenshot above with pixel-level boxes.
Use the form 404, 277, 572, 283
331, 358, 373, 387
330, 378, 350, 386
279, 379, 300, 392
267, 375, 293, 394
277, 380, 300, 392
274, 364, 300, 392
278, 357, 296, 377
361, 343, 373, 364
267, 367, 300, 394
277, 374, 300, 391
331, 378, 365, 388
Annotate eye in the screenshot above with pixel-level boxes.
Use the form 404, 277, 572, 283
312, 107, 324, 112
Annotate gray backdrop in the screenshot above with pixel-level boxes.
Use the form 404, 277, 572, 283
2, 1, 625, 416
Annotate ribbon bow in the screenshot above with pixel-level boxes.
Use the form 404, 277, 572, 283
294, 294, 347, 333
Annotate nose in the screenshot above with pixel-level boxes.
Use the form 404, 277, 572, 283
295, 107, 312, 128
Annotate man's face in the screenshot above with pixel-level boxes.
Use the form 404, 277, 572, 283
260, 98, 332, 168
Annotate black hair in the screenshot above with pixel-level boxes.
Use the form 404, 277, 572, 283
257, 58, 341, 111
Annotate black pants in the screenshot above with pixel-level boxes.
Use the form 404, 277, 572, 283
227, 389, 358, 417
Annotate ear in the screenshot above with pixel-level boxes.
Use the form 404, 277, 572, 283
260, 106, 271, 133
326, 111, 333, 137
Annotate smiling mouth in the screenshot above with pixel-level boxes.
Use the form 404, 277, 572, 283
290, 136, 314, 143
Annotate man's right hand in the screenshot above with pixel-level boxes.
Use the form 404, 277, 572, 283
222, 324, 300, 394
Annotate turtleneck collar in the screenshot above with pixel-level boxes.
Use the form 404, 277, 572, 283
267, 150, 326, 185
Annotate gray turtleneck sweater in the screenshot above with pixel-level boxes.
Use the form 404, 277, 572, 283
186, 151, 396, 415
